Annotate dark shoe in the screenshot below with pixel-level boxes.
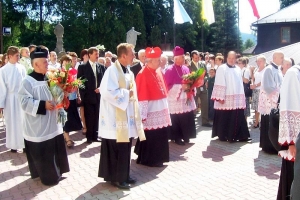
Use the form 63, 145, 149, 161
238, 138, 252, 142
23, 148, 26, 153
126, 177, 136, 184
86, 140, 92, 144
111, 182, 131, 190
184, 139, 190, 143
150, 163, 164, 167
92, 138, 102, 142
253, 124, 259, 128
11, 149, 17, 153
202, 123, 213, 127
175, 140, 185, 146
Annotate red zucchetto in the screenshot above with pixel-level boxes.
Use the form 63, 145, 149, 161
145, 47, 162, 58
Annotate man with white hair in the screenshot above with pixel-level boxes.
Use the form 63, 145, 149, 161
164, 46, 196, 145
281, 57, 292, 76
131, 49, 145, 78
134, 47, 171, 167
258, 51, 284, 154
160, 54, 169, 74
18, 46, 69, 185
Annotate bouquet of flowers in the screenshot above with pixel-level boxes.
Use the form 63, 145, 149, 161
182, 67, 206, 105
47, 63, 86, 124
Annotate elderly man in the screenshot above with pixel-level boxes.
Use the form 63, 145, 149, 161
0, 46, 26, 152
160, 54, 169, 74
48, 51, 61, 70
18, 46, 69, 185
258, 51, 284, 154
134, 47, 171, 167
131, 49, 145, 78
281, 57, 292, 76
164, 46, 196, 145
211, 51, 251, 142
277, 65, 300, 200
98, 43, 146, 190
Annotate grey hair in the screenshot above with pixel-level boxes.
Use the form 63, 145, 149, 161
256, 54, 266, 62
138, 49, 145, 57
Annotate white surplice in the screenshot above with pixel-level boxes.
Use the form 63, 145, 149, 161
0, 62, 26, 149
278, 65, 300, 161
18, 76, 63, 142
258, 63, 283, 115
98, 64, 138, 140
211, 64, 246, 110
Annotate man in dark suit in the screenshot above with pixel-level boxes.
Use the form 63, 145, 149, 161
77, 47, 106, 143
188, 50, 212, 127
130, 49, 145, 78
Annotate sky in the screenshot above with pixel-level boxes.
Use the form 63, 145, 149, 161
239, 0, 280, 33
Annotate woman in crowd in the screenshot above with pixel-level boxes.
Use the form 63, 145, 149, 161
250, 55, 266, 128
237, 57, 251, 121
79, 49, 88, 135
214, 55, 224, 70
60, 55, 82, 148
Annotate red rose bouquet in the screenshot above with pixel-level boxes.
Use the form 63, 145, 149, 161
182, 67, 206, 105
47, 63, 86, 124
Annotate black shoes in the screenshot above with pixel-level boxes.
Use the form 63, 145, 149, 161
202, 123, 213, 127
175, 140, 185, 146
86, 140, 92, 144
10, 149, 17, 153
150, 163, 164, 167
86, 138, 101, 144
92, 138, 102, 142
111, 181, 131, 190
126, 177, 136, 184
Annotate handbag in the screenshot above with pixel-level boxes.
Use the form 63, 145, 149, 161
243, 70, 252, 97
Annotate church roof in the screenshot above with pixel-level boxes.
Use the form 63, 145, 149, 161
242, 45, 256, 55
252, 2, 300, 26
248, 42, 300, 67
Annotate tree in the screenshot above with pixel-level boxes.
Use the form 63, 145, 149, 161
280, 0, 300, 8
243, 39, 255, 51
206, 0, 243, 55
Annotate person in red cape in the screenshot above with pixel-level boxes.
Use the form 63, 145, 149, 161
134, 47, 171, 167
163, 46, 197, 145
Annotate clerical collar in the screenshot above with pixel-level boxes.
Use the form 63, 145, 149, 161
226, 63, 235, 68
29, 71, 48, 81
120, 63, 129, 74
271, 62, 279, 69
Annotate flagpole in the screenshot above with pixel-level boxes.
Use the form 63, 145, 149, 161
201, 21, 204, 52
237, 0, 240, 52
173, 23, 176, 48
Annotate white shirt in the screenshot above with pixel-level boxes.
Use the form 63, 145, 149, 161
253, 68, 266, 89
48, 61, 61, 70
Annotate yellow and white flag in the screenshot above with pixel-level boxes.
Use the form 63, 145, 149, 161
201, 0, 215, 25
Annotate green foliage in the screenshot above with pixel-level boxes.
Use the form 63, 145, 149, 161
1, 0, 242, 56
243, 39, 255, 51
280, 0, 300, 8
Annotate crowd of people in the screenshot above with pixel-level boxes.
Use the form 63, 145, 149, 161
0, 43, 299, 199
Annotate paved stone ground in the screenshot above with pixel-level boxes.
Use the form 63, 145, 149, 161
0, 111, 281, 200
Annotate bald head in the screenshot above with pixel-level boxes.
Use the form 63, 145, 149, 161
282, 57, 292, 75
227, 51, 236, 66
272, 51, 284, 66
